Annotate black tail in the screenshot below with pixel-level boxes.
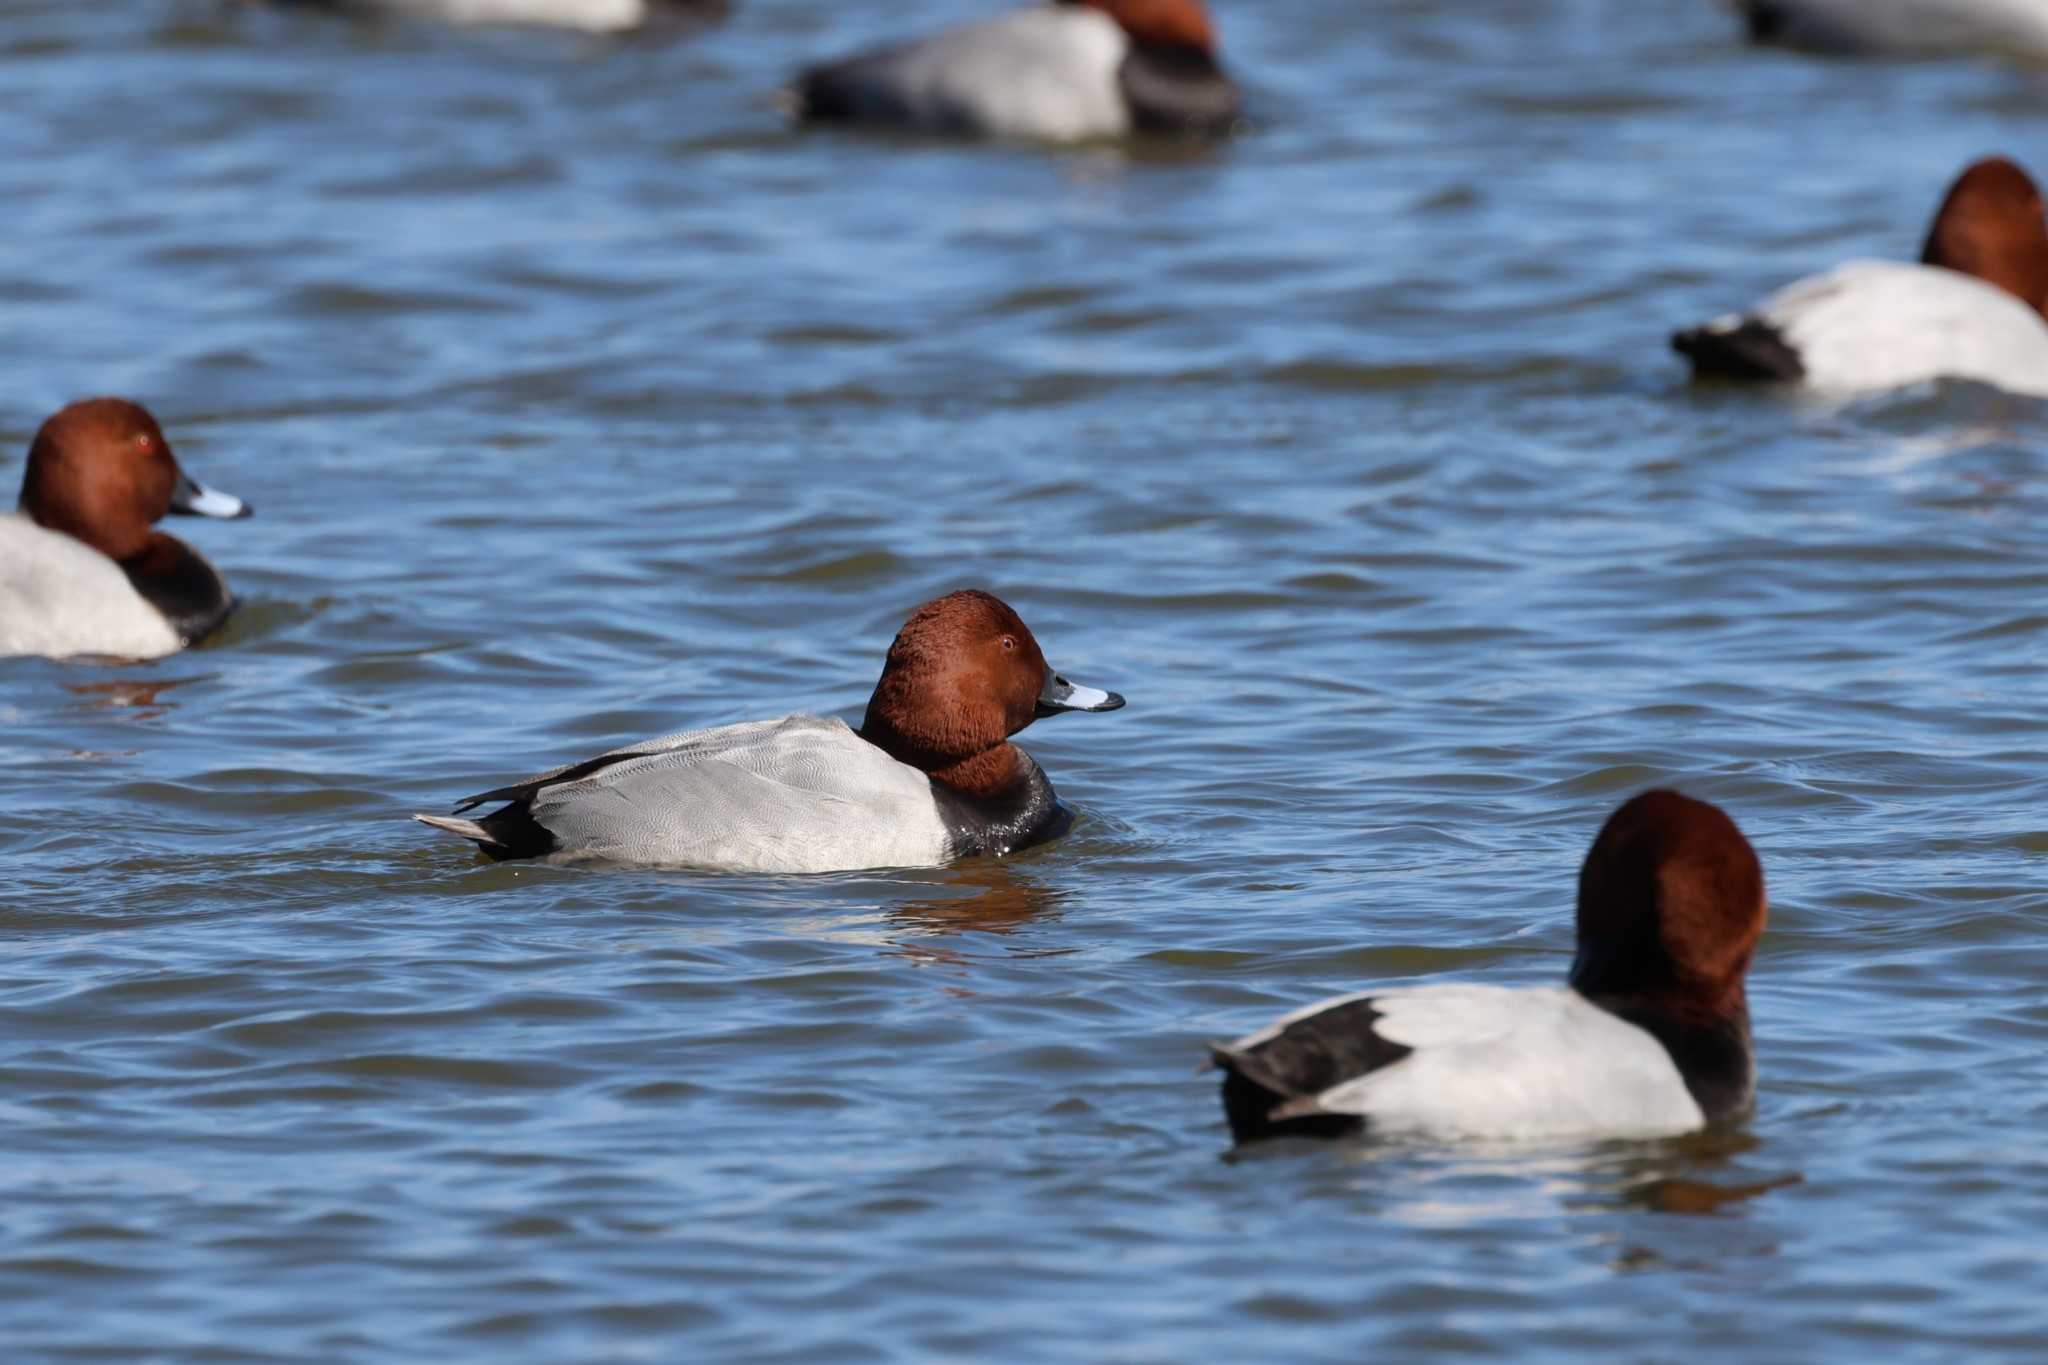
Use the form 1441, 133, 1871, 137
1741, 0, 1790, 42
790, 49, 917, 127
791, 61, 862, 123
1208, 994, 1416, 1144
415, 803, 557, 862
1210, 1045, 1364, 1143
1672, 318, 1805, 383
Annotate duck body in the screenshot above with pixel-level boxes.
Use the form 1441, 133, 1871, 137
418, 714, 1080, 873
1739, 0, 2048, 58
416, 590, 1124, 874
793, 2, 1238, 142
1214, 983, 1745, 1143
1674, 156, 2048, 397
0, 512, 185, 660
799, 9, 1133, 142
1674, 259, 2048, 395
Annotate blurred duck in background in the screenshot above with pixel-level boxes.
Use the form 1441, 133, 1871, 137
260, 0, 729, 35
1673, 156, 2048, 397
1731, 0, 2048, 60
789, 0, 1240, 143
1, 399, 251, 661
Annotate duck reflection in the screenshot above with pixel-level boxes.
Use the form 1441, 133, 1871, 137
1269, 1127, 1803, 1235
886, 859, 1070, 953
770, 860, 1071, 962
1609, 1130, 1803, 1217
64, 674, 200, 718
1626, 1170, 1802, 1216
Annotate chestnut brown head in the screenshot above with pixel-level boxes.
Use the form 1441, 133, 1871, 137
1066, 0, 1219, 53
858, 589, 1124, 776
1920, 155, 2048, 317
18, 398, 250, 562
1569, 790, 1767, 1021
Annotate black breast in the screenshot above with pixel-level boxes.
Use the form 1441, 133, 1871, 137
122, 537, 237, 647
1117, 44, 1241, 138
930, 750, 1071, 860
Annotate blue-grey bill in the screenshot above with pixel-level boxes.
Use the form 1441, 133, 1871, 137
1037, 670, 1126, 715
169, 472, 253, 519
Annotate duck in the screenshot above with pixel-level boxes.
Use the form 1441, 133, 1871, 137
1732, 0, 2048, 60
789, 0, 1240, 143
266, 0, 725, 35
1, 398, 252, 661
1209, 790, 1767, 1144
415, 589, 1126, 872
1673, 156, 2048, 397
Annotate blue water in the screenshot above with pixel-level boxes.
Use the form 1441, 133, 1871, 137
3, 0, 2047, 1358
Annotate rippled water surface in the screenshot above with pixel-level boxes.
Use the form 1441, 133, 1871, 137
5, 1, 2048, 1358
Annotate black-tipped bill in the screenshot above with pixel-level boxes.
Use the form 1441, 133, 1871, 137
1036, 668, 1125, 717
169, 472, 253, 520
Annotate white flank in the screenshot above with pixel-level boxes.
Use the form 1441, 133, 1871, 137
836, 8, 1133, 142
1241, 983, 1707, 1141
0, 513, 183, 660
1734, 259, 2048, 397
492, 714, 953, 873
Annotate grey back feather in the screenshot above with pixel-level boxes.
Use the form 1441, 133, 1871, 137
516, 715, 953, 872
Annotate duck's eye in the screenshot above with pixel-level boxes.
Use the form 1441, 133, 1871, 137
135, 433, 154, 453
1000, 636, 1017, 652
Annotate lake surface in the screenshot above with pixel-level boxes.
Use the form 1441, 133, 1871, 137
4, 0, 2047, 1358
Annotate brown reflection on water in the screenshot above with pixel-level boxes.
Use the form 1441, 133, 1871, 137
1627, 1170, 1803, 1215
884, 861, 1073, 963
64, 674, 201, 718
1611, 1129, 1804, 1216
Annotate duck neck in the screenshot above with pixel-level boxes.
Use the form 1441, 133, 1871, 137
926, 743, 1027, 801
925, 744, 1070, 860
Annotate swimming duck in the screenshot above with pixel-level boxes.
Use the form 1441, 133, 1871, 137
1, 398, 251, 661
1673, 156, 2048, 396
790, 0, 1240, 143
415, 589, 1126, 872
1735, 0, 2048, 60
1210, 791, 1766, 1143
